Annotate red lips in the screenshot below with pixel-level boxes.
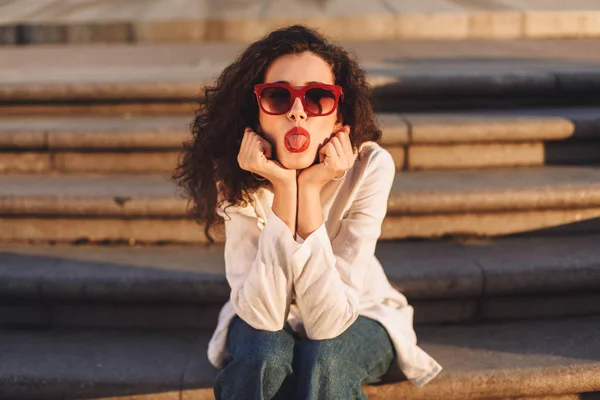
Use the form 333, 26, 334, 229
284, 126, 310, 153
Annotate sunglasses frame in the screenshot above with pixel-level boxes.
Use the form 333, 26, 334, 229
254, 82, 344, 117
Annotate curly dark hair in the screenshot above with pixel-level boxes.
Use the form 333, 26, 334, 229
174, 24, 382, 243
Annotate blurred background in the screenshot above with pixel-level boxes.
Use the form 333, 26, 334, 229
1, 1, 600, 400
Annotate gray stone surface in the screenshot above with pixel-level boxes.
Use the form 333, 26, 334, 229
0, 245, 229, 303
460, 234, 600, 295
0, 174, 176, 197
389, 166, 600, 214
0, 152, 51, 173
377, 114, 410, 146
2, 49, 600, 105
53, 151, 181, 174
408, 142, 544, 170
557, 70, 600, 93
50, 303, 222, 330
2, 0, 600, 45
400, 316, 600, 399
0, 115, 190, 149
0, 328, 200, 399
0, 25, 16, 45
3, 106, 600, 149
0, 305, 51, 327
4, 166, 600, 217
382, 207, 600, 240
0, 217, 210, 243
411, 299, 479, 324
0, 251, 58, 298
0, 234, 599, 321
402, 107, 599, 143
376, 240, 482, 299
0, 240, 481, 303
482, 292, 600, 321
70, 316, 600, 400
3, 39, 600, 118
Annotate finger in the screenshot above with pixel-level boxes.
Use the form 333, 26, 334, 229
241, 127, 254, 154
337, 128, 353, 155
330, 136, 344, 158
256, 136, 273, 159
247, 130, 268, 158
319, 144, 326, 163
325, 141, 339, 160
238, 129, 250, 165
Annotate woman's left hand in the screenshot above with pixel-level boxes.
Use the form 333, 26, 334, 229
298, 125, 355, 190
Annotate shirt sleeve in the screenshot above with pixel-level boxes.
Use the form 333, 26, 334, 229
290, 148, 396, 340
218, 201, 299, 331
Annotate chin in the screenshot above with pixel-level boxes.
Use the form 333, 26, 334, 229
279, 151, 316, 170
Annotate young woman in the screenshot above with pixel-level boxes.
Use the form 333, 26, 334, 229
175, 25, 442, 400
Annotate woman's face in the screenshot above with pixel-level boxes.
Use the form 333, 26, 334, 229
258, 51, 342, 170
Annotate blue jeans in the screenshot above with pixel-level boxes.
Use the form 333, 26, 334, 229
213, 315, 396, 400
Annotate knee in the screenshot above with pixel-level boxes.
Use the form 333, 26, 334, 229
230, 323, 295, 371
295, 338, 349, 372
238, 343, 293, 372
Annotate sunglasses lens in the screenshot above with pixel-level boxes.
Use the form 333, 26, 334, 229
260, 87, 291, 114
305, 88, 336, 115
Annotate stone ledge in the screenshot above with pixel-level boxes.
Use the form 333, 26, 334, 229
3, 62, 600, 106
3, 176, 600, 240
1, 233, 599, 307
3, 167, 600, 217
388, 166, 600, 214
5, 141, 600, 174
3, 8, 600, 44
4, 107, 600, 150
1, 316, 599, 399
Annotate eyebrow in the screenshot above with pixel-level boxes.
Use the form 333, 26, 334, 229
274, 80, 325, 85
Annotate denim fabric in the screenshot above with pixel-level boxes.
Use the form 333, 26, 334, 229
213, 315, 396, 400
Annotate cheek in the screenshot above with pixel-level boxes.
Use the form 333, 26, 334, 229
258, 112, 280, 132
257, 113, 283, 145
312, 115, 340, 139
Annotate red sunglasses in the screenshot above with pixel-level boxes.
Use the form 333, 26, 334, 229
254, 83, 343, 117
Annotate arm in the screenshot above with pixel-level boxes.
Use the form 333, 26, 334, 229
218, 189, 298, 331
224, 126, 299, 330
272, 181, 297, 236
294, 148, 396, 339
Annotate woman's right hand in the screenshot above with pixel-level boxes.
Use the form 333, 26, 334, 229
238, 127, 296, 187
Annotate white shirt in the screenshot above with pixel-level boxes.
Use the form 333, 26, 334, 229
207, 141, 442, 387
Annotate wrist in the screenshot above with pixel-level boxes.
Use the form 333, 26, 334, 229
298, 182, 322, 196
272, 180, 297, 194
297, 176, 322, 191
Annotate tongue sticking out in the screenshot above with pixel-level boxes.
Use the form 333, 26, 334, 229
285, 134, 308, 151
284, 127, 310, 152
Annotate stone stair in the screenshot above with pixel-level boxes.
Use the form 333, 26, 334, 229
2, 40, 600, 399
3, 107, 600, 174
4, 58, 600, 115
1, 237, 600, 399
3, 0, 600, 45
2, 234, 600, 329
2, 316, 600, 400
4, 166, 600, 243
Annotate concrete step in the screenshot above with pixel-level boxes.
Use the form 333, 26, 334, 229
4, 55, 600, 114
1, 234, 600, 329
3, 166, 600, 242
3, 107, 600, 172
2, 0, 600, 44
0, 316, 599, 399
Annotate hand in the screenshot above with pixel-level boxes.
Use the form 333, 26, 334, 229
237, 127, 296, 187
298, 125, 355, 190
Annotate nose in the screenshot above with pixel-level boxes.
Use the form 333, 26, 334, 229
287, 97, 307, 121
